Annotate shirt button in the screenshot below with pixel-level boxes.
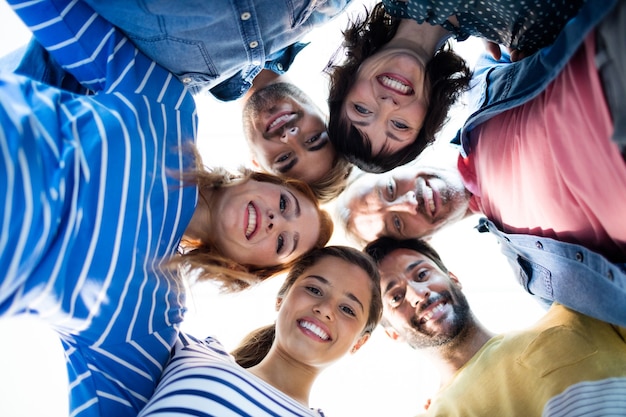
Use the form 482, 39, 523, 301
277, 63, 284, 71
535, 241, 543, 250
607, 270, 614, 281
252, 60, 261, 66
575, 252, 584, 262
182, 77, 192, 84
241, 12, 251, 20
249, 40, 259, 48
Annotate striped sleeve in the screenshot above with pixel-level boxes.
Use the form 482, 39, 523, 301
542, 378, 626, 417
7, 0, 183, 100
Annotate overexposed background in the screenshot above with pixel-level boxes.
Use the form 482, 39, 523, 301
0, 2, 545, 416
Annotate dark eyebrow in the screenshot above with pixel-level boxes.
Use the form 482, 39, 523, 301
290, 232, 300, 258
278, 158, 298, 174
276, 136, 330, 174
387, 132, 403, 142
382, 278, 397, 297
351, 120, 370, 127
382, 260, 424, 294
308, 135, 329, 152
286, 189, 301, 217
309, 275, 365, 313
406, 260, 424, 274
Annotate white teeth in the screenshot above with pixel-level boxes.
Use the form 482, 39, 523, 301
425, 185, 435, 215
268, 114, 294, 131
422, 303, 445, 323
379, 75, 412, 94
299, 320, 330, 340
245, 203, 256, 239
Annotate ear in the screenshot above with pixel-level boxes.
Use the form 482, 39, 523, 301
448, 272, 462, 289
250, 156, 261, 169
275, 297, 283, 312
383, 326, 404, 343
350, 332, 371, 354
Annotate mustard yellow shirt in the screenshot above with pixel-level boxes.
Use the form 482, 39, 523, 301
420, 304, 626, 417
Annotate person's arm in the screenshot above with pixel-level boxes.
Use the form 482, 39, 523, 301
7, 0, 171, 96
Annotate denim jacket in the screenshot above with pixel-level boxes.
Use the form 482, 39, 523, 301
83, 0, 352, 100
452, 0, 615, 157
477, 218, 626, 327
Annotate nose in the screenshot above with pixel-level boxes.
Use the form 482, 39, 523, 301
279, 126, 299, 144
378, 94, 398, 107
314, 302, 333, 321
266, 212, 275, 230
406, 281, 430, 307
392, 190, 418, 213
265, 211, 284, 232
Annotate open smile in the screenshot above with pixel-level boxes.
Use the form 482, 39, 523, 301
419, 299, 448, 324
377, 73, 414, 95
298, 319, 331, 341
417, 177, 437, 219
266, 112, 297, 134
245, 202, 259, 239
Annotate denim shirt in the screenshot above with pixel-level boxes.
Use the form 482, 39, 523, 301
452, 0, 615, 157
477, 218, 626, 328
82, 0, 352, 100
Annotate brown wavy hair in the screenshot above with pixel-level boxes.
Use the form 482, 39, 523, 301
325, 2, 471, 173
231, 246, 383, 368
173, 149, 334, 292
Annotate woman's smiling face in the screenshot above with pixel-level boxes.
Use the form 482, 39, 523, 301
274, 256, 373, 367
343, 46, 429, 156
211, 179, 321, 268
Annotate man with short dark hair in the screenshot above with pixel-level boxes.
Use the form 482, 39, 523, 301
241, 75, 352, 203
365, 236, 626, 416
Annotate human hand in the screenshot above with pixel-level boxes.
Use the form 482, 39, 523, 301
483, 40, 528, 62
483, 40, 502, 60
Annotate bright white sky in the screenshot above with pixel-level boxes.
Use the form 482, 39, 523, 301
0, 2, 545, 416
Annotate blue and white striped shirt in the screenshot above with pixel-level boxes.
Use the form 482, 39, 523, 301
139, 333, 326, 417
1, 0, 198, 416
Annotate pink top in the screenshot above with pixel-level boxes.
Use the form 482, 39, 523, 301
459, 32, 626, 262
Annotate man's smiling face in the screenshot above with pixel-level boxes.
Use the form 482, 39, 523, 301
243, 83, 336, 184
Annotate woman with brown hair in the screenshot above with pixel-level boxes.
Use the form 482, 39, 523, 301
139, 246, 383, 417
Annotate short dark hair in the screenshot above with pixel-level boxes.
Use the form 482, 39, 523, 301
364, 236, 448, 274
325, 2, 472, 173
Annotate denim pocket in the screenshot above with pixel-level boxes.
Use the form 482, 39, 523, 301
516, 255, 553, 300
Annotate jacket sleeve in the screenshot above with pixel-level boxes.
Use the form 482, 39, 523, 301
7, 0, 176, 97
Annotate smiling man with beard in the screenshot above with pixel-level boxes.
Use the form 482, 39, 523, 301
242, 75, 352, 203
364, 236, 626, 417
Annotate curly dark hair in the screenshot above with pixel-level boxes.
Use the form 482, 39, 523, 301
325, 2, 472, 173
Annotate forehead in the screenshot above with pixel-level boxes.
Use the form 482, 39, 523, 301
378, 248, 433, 278
345, 176, 386, 240
298, 257, 373, 301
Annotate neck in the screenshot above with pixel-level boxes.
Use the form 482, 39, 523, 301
389, 17, 451, 57
429, 317, 494, 387
248, 348, 320, 407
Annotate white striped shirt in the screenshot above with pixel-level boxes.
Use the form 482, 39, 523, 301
139, 333, 326, 417
1, 0, 197, 416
